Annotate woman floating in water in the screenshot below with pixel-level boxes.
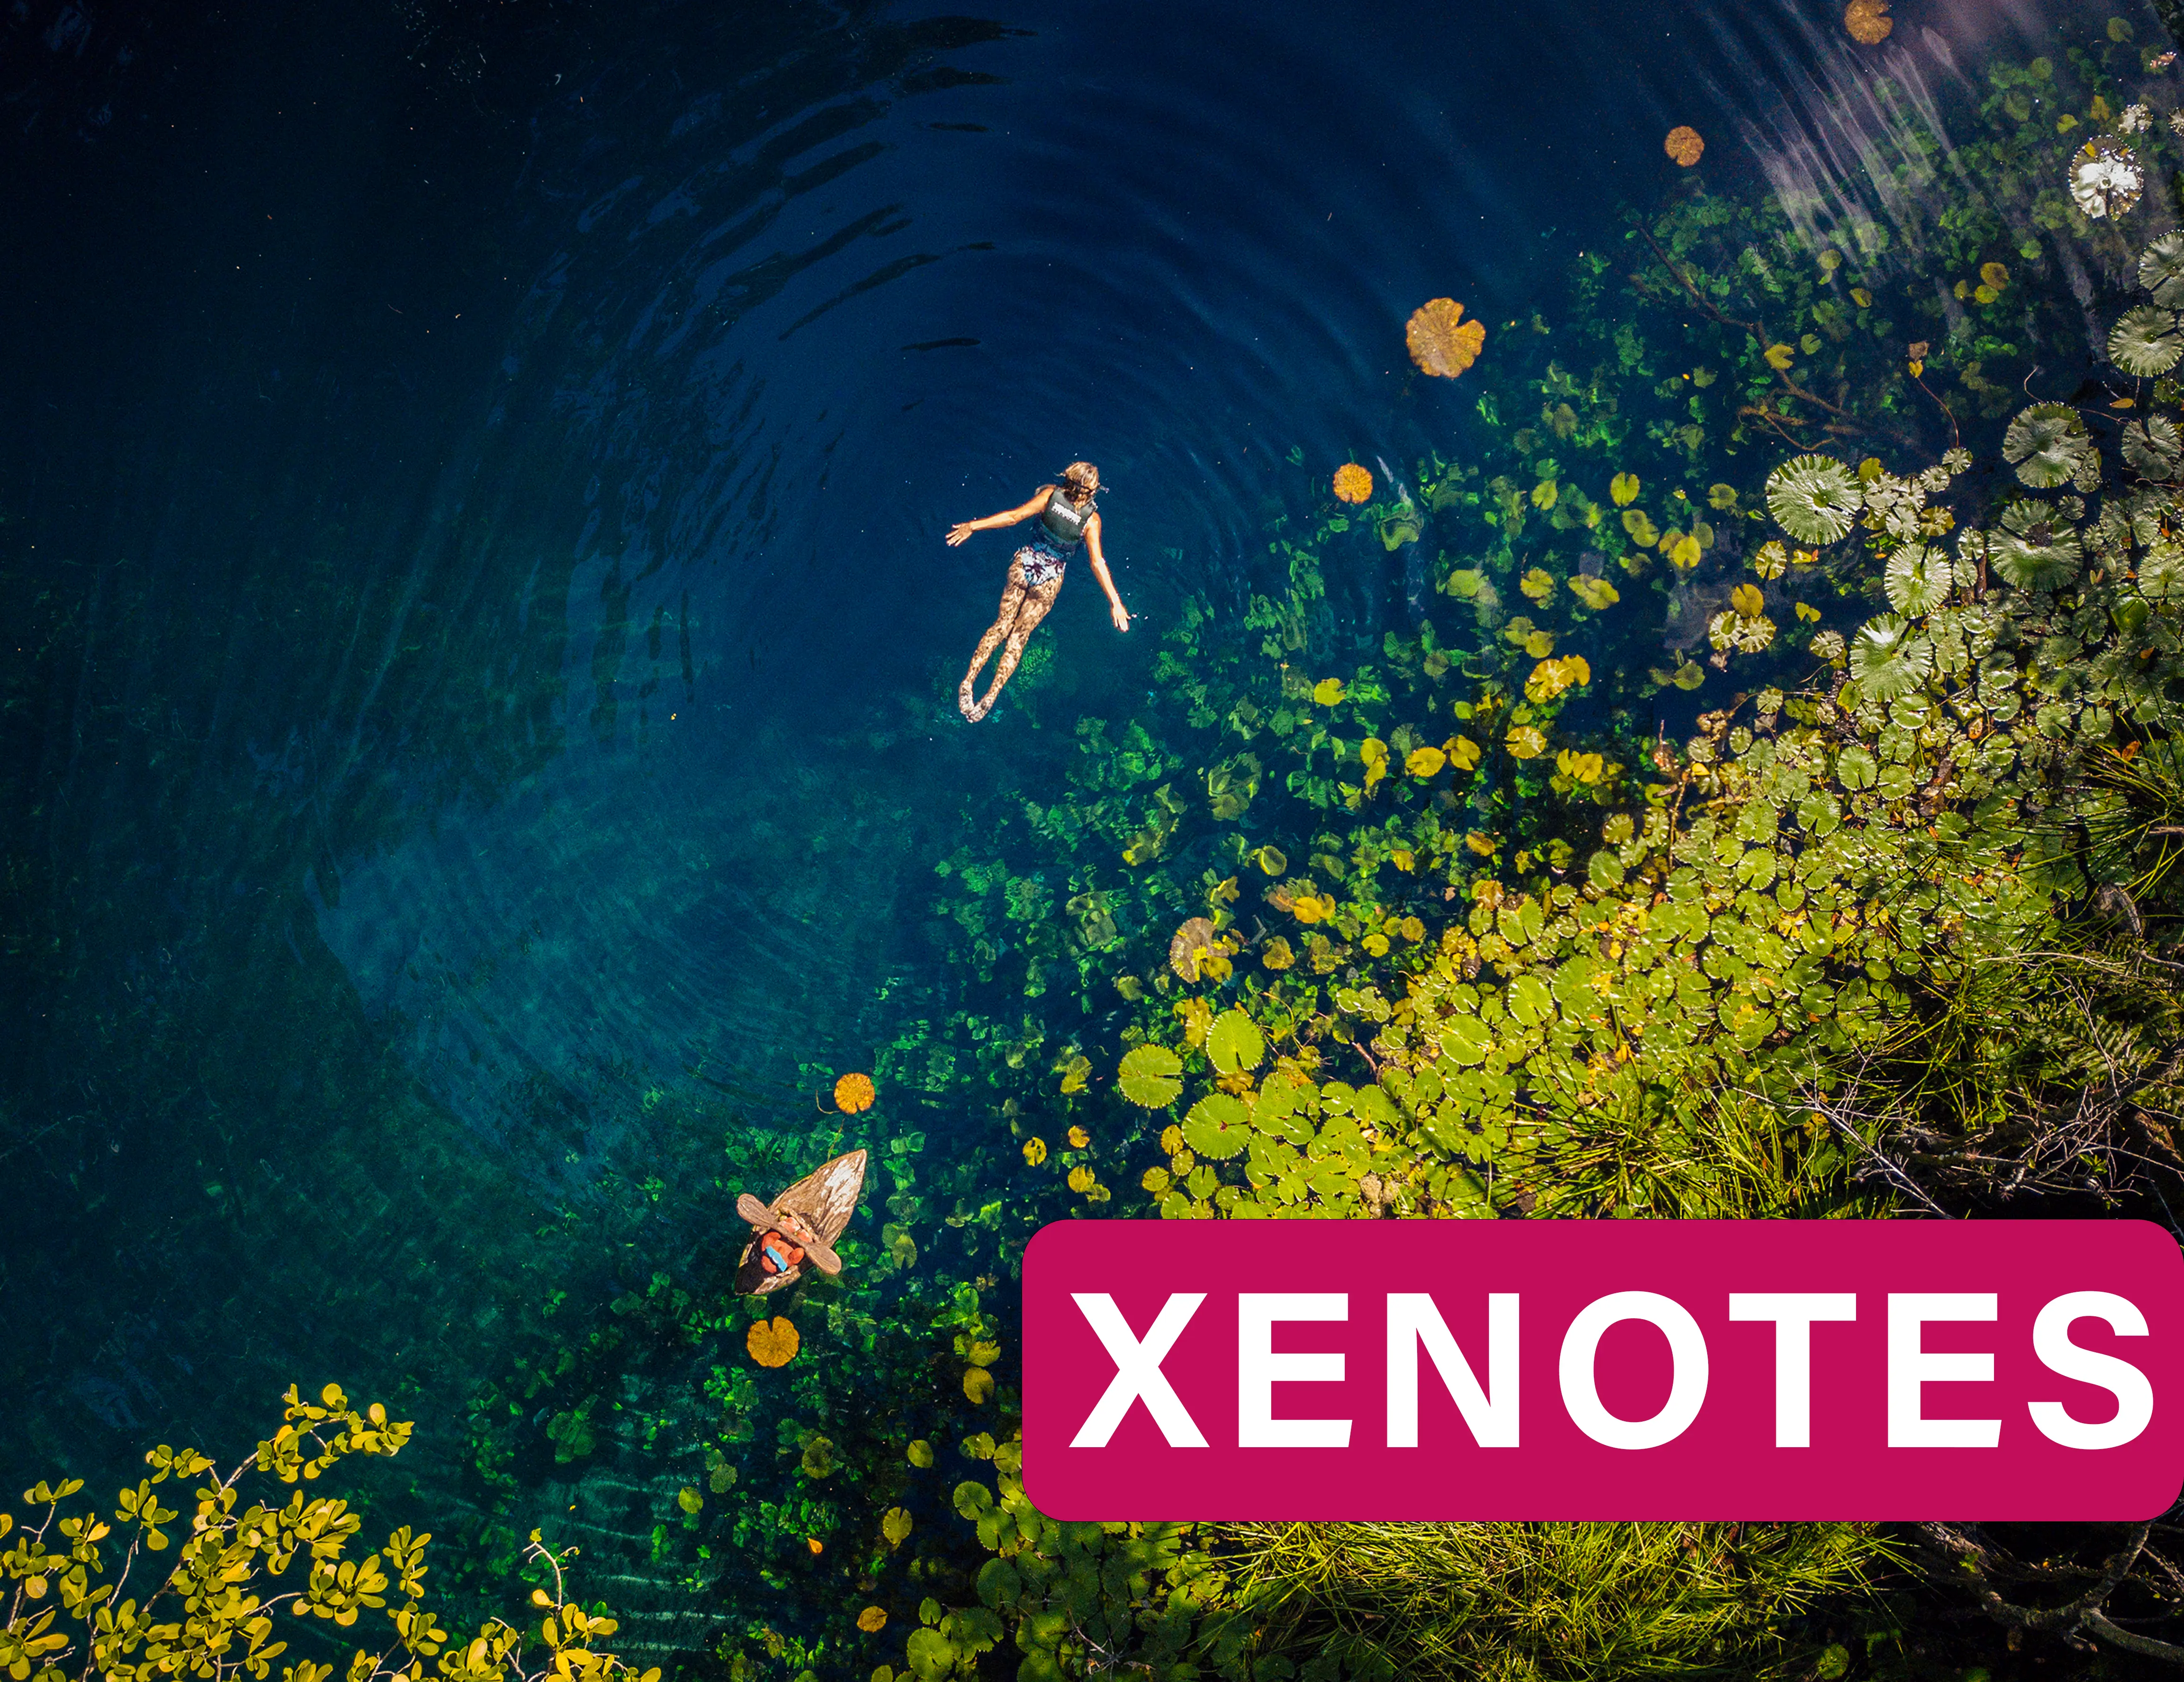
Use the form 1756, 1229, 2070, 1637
948, 461, 1130, 721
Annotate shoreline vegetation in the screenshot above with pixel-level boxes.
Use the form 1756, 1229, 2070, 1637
15, 8, 2184, 1682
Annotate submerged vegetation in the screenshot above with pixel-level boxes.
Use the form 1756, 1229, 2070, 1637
16, 9, 2184, 1682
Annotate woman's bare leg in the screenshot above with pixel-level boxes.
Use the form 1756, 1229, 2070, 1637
961, 562, 1031, 719
966, 571, 1062, 721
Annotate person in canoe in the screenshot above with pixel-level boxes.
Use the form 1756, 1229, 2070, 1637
948, 461, 1130, 722
734, 1149, 867, 1296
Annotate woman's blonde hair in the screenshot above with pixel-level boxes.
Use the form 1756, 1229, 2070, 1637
1059, 461, 1100, 502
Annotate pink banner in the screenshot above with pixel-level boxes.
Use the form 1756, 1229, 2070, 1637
1020, 1219, 2184, 1520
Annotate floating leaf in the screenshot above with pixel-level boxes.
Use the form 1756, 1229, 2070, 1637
1312, 678, 1346, 706
2142, 232, 2184, 306
1182, 1093, 1250, 1160
1447, 734, 1482, 770
1729, 583, 1766, 618
1991, 502, 2083, 591
1206, 1009, 1264, 1075
2124, 414, 2183, 477
1405, 746, 1446, 777
858, 1608, 887, 1634
1609, 472, 1641, 506
1506, 724, 1548, 759
1570, 574, 1620, 609
882, 1508, 913, 1547
1883, 545, 1951, 615
1836, 745, 1878, 790
1764, 343, 1797, 371
1664, 126, 1704, 166
2109, 305, 2183, 375
1765, 455, 1861, 544
2070, 135, 2142, 219
1844, 0, 1892, 43
908, 1439, 935, 1467
1022, 1137, 1047, 1166
1751, 540, 1789, 580
1332, 463, 1372, 504
2003, 404, 2092, 490
963, 1367, 994, 1404
1621, 508, 1660, 546
1066, 1166, 1096, 1193
1261, 935, 1295, 971
1588, 850, 1625, 889
747, 1317, 800, 1369
1117, 1044, 1183, 1108
833, 1072, 876, 1114
1980, 260, 2010, 290
1169, 917, 1219, 981
1708, 483, 1739, 509
1848, 615, 1934, 701
1406, 299, 1487, 378
1668, 532, 1702, 569
1439, 1017, 1490, 1065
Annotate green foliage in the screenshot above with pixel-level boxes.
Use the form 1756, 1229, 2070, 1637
0, 1389, 653, 1682
1217, 1520, 1890, 1680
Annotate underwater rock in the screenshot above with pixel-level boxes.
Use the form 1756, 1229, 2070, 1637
1405, 299, 1486, 378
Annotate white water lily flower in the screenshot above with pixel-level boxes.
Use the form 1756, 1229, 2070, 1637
2071, 136, 2144, 218
2120, 103, 2151, 134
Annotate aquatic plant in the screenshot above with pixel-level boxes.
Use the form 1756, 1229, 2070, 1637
2003, 403, 2095, 489
2069, 134, 2144, 218
1221, 1519, 1888, 1680
1764, 455, 1861, 544
1662, 126, 1704, 167
0, 1388, 653, 1682
832, 1071, 876, 1113
1404, 300, 1485, 378
1842, 0, 1891, 44
1331, 462, 1372, 504
745, 1316, 800, 1367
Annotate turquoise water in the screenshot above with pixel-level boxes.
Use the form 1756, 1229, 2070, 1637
1, 0, 2168, 1669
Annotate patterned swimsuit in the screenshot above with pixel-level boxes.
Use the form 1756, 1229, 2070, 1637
1014, 532, 1070, 590
1014, 488, 1095, 590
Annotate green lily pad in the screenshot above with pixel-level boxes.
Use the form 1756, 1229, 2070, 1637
1206, 1008, 1264, 1075
2142, 231, 2184, 307
1116, 1044, 1183, 1107
1439, 1017, 1490, 1065
1990, 502, 2083, 591
1182, 1093, 1250, 1159
2124, 414, 2183, 479
2142, 541, 2184, 598
2003, 403, 2092, 490
1506, 974, 1555, 1029
1883, 544, 1951, 615
1765, 454, 1861, 545
2109, 305, 2184, 376
1836, 745, 1878, 790
1849, 615, 1934, 702
1588, 850, 1626, 889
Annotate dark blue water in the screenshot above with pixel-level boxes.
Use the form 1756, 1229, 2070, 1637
0, 0, 2116, 1656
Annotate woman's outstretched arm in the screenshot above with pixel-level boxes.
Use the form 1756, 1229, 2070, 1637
1083, 514, 1130, 632
947, 486, 1055, 547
